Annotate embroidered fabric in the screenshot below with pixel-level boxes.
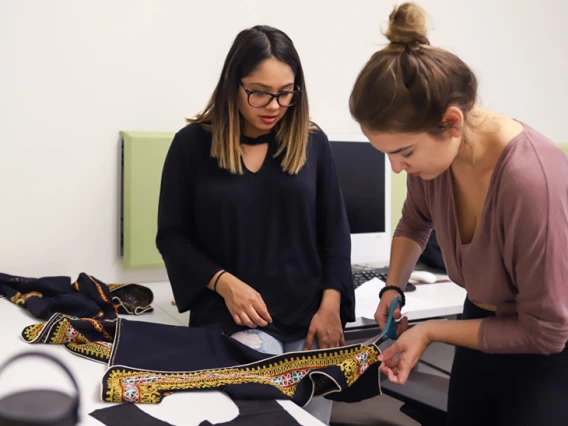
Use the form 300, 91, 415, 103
0, 272, 153, 319
0, 271, 154, 363
2, 270, 385, 407
102, 319, 384, 406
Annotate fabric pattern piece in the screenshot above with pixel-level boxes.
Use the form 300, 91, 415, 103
198, 399, 301, 426
102, 319, 383, 406
90, 403, 174, 426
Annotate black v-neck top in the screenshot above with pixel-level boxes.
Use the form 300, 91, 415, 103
156, 123, 355, 341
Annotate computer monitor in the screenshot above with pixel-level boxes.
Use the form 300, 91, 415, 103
328, 134, 392, 265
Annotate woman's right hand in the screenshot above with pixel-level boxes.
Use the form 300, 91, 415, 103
216, 275, 272, 328
374, 289, 408, 337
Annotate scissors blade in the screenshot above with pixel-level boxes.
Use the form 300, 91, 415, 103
361, 332, 385, 346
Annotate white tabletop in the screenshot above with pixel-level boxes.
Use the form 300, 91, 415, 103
0, 296, 324, 426
348, 279, 467, 330
142, 279, 467, 332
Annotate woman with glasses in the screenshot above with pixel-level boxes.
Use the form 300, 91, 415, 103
156, 25, 354, 424
350, 3, 568, 425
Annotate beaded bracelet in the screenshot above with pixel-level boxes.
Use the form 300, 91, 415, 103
378, 285, 406, 308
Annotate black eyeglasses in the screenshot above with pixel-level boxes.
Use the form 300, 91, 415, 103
240, 82, 301, 108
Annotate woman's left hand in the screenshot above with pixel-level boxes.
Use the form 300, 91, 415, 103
378, 322, 432, 385
303, 306, 345, 350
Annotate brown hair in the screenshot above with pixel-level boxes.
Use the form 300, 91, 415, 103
349, 3, 478, 135
188, 25, 313, 175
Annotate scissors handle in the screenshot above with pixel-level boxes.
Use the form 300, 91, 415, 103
383, 296, 402, 340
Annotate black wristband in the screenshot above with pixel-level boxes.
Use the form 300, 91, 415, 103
378, 285, 406, 308
213, 270, 227, 293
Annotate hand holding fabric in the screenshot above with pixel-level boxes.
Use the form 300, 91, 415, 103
304, 293, 345, 350
377, 322, 431, 385
217, 276, 272, 328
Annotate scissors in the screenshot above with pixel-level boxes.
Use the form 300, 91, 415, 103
362, 295, 403, 346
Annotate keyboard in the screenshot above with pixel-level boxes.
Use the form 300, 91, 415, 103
352, 269, 417, 292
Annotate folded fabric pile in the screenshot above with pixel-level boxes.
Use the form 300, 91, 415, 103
0, 272, 153, 362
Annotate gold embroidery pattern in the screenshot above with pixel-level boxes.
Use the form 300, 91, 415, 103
104, 345, 380, 403
88, 276, 111, 303
10, 291, 43, 305
21, 313, 68, 343
50, 318, 88, 345
66, 340, 112, 362
22, 323, 45, 342
86, 275, 119, 317
21, 314, 115, 363
84, 318, 114, 341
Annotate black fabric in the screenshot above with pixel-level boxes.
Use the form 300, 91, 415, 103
102, 319, 383, 406
199, 399, 301, 426
0, 273, 114, 320
0, 272, 153, 363
90, 403, 174, 426
447, 297, 568, 426
0, 272, 153, 319
156, 123, 355, 342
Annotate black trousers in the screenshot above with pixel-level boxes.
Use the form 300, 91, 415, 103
447, 298, 568, 426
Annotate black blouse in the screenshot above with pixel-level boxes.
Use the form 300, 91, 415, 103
156, 123, 354, 341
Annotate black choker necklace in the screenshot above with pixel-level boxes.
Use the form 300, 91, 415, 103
240, 132, 276, 146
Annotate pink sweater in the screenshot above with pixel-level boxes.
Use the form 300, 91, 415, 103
395, 124, 568, 354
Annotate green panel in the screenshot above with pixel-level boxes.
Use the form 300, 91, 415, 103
122, 131, 175, 269
391, 171, 407, 235
390, 142, 568, 235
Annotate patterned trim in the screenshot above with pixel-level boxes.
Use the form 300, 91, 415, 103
65, 340, 113, 363
22, 313, 70, 344
88, 275, 111, 303
50, 319, 88, 345
21, 313, 115, 363
10, 291, 43, 305
88, 275, 119, 317
103, 345, 380, 404
22, 322, 46, 342
83, 318, 114, 342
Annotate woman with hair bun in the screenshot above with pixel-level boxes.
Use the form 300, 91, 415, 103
350, 3, 568, 425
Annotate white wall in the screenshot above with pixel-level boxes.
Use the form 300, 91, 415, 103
1, 0, 567, 283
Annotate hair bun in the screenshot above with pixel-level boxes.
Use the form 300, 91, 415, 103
385, 3, 430, 46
